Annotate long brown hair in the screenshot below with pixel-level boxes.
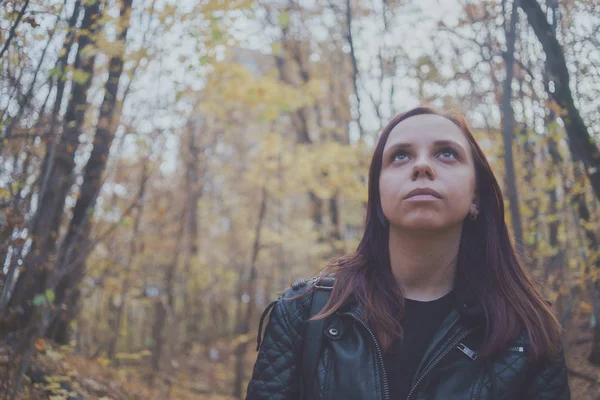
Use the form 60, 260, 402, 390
299, 106, 562, 362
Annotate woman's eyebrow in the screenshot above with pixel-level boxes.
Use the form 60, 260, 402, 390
384, 140, 465, 153
383, 142, 412, 154
433, 139, 464, 149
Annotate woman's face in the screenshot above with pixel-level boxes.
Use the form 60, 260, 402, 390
379, 114, 477, 231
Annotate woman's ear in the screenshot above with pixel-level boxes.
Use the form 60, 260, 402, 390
472, 187, 480, 208
469, 192, 480, 220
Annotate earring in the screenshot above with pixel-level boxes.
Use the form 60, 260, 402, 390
469, 204, 479, 220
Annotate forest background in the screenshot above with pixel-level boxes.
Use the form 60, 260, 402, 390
0, 0, 599, 398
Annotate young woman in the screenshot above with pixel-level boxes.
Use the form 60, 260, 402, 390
246, 107, 570, 400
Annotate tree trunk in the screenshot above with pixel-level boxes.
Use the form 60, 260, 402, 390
0, 0, 30, 61
329, 193, 344, 257
152, 202, 186, 381
0, 1, 80, 315
108, 164, 149, 361
568, 165, 600, 365
151, 293, 167, 379
151, 283, 174, 383
46, 0, 134, 343
516, 74, 539, 265
345, 0, 365, 138
38, 0, 83, 204
181, 119, 205, 350
233, 187, 268, 399
7, 0, 103, 324
500, 0, 524, 248
520, 0, 600, 200
590, 322, 600, 366
2, 0, 67, 145
542, 1, 563, 284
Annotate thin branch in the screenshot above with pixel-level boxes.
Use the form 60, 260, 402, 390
53, 172, 151, 283
345, 0, 365, 138
0, 0, 31, 60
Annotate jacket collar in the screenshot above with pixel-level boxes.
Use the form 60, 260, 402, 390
339, 272, 485, 326
453, 272, 485, 326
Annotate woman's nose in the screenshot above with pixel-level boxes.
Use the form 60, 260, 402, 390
411, 158, 435, 180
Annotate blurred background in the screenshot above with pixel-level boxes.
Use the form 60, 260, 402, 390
0, 0, 599, 398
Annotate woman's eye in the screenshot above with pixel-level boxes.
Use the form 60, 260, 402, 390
439, 149, 457, 159
392, 152, 409, 162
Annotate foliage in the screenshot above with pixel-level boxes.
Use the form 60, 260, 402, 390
0, 0, 599, 398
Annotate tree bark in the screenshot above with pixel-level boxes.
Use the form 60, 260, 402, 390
6, 0, 103, 323
501, 0, 524, 248
2, 0, 65, 145
541, 0, 563, 284
527, 0, 600, 363
152, 198, 186, 380
181, 118, 211, 350
568, 165, 600, 365
0, 0, 30, 60
38, 0, 83, 203
345, 0, 365, 138
520, 0, 600, 200
47, 0, 134, 343
108, 164, 149, 361
233, 187, 268, 399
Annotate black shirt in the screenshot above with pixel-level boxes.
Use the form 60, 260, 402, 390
382, 290, 456, 399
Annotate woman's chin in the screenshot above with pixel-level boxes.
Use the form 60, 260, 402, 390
392, 216, 455, 232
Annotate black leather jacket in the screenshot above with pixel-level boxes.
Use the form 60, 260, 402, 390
246, 278, 570, 400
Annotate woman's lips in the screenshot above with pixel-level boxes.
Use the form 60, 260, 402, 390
405, 194, 440, 201
404, 188, 442, 200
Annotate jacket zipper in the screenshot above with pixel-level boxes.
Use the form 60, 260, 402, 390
405, 328, 473, 400
347, 313, 390, 400
456, 342, 478, 360
507, 346, 524, 352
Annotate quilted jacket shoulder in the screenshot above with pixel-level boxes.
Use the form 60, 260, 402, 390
524, 346, 570, 399
246, 280, 315, 400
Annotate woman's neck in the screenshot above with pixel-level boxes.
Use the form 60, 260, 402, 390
388, 225, 462, 302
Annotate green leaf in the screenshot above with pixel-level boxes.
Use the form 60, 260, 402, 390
72, 69, 90, 85
279, 11, 290, 26
48, 67, 62, 77
212, 29, 222, 41
45, 289, 55, 304
278, 102, 292, 112
271, 42, 281, 55
32, 294, 46, 307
